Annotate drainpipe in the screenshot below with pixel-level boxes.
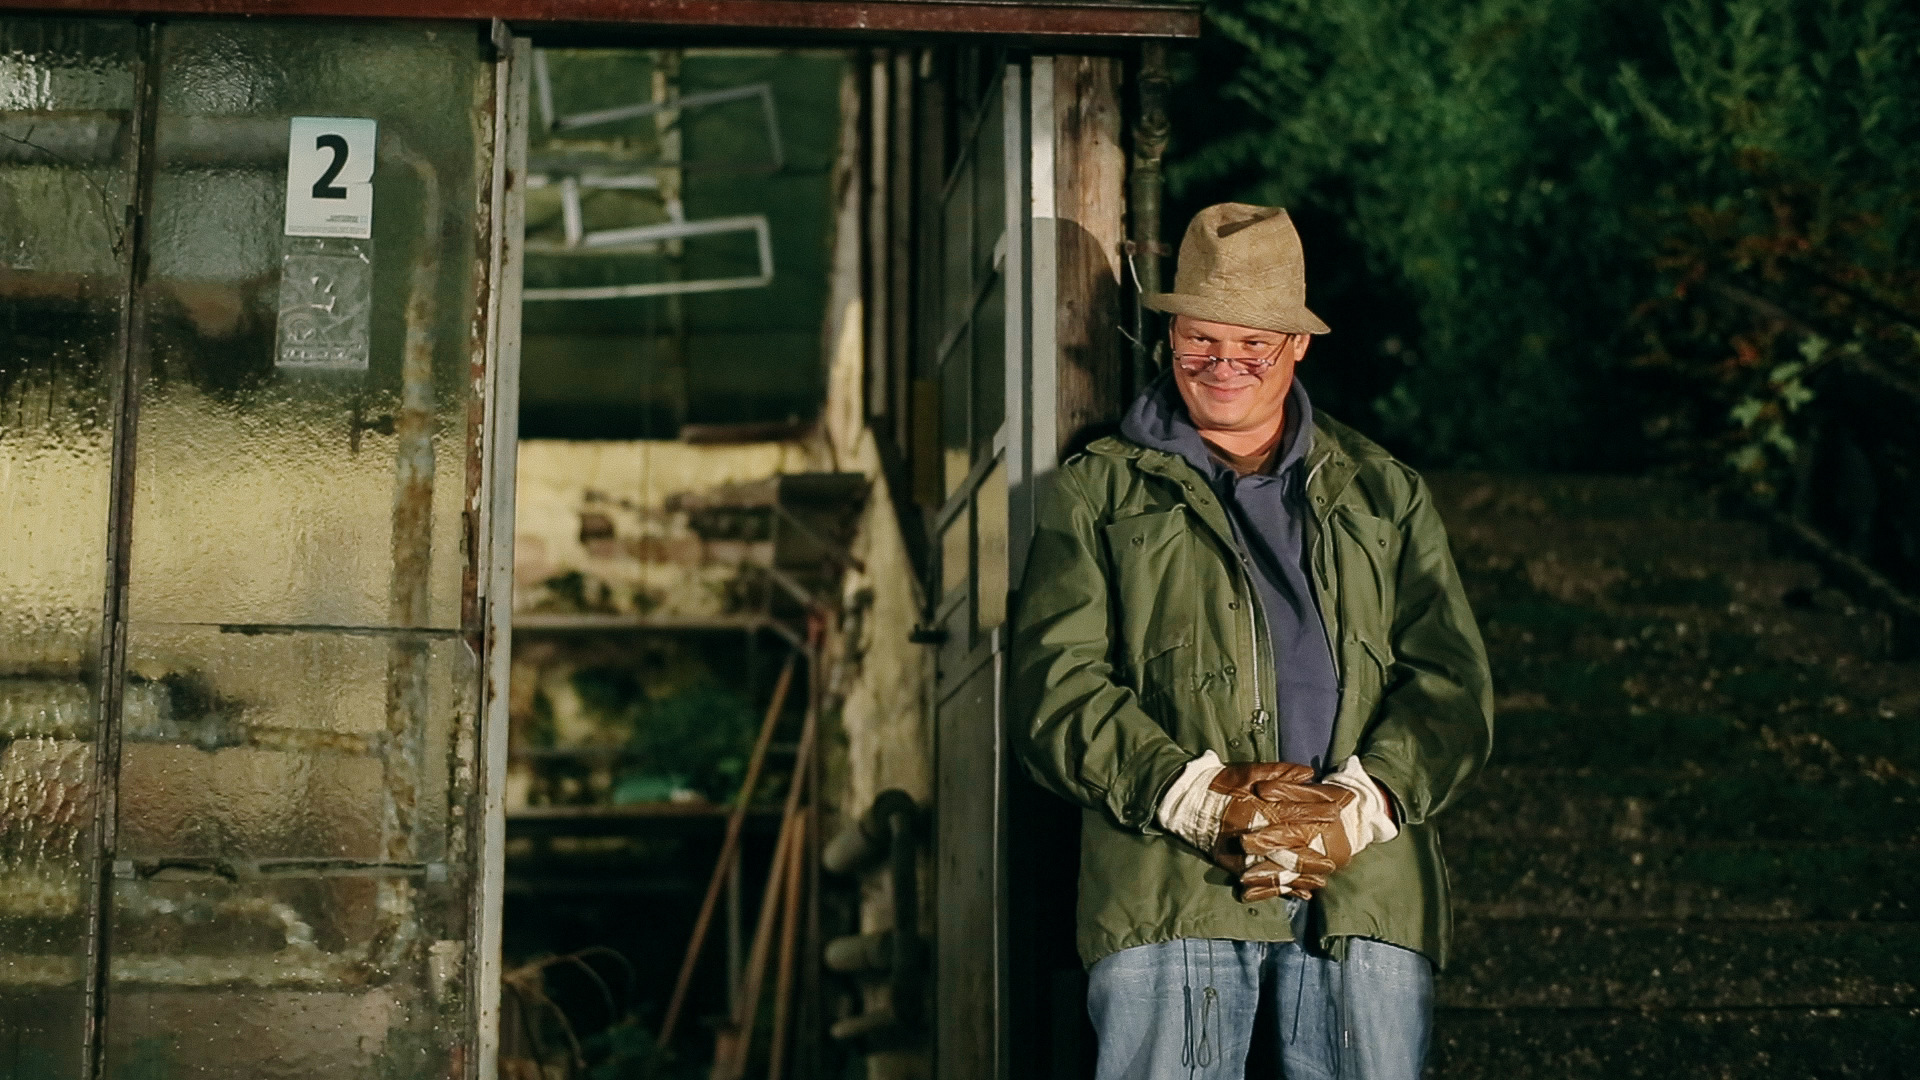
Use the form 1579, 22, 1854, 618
1129, 40, 1171, 397
821, 789, 923, 1045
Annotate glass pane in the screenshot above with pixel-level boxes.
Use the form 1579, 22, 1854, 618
130, 21, 483, 631
942, 327, 971, 497
971, 273, 1005, 462
107, 987, 447, 1078
103, 21, 492, 1079
941, 160, 973, 340
942, 504, 972, 600
976, 462, 1008, 632
972, 82, 1005, 283
0, 15, 138, 1074
115, 626, 474, 862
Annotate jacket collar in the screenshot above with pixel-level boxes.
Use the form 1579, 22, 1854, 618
1094, 384, 1360, 517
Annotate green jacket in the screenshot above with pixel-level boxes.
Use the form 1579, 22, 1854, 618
1009, 415, 1493, 968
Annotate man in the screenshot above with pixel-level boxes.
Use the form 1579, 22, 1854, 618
1010, 204, 1494, 1079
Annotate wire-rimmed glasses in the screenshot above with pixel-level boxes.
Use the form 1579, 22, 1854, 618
1171, 347, 1282, 378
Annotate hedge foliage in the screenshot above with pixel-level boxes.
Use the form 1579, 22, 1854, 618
1170, 0, 1920, 478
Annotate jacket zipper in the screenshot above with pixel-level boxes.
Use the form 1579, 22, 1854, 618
1301, 457, 1344, 773
1242, 556, 1270, 755
1206, 468, 1271, 758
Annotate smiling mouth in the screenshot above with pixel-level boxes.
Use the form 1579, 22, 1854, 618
1196, 380, 1254, 401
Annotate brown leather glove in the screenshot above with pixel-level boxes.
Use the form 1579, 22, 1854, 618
1207, 764, 1350, 900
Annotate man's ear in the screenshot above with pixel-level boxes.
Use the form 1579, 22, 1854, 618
1291, 333, 1312, 363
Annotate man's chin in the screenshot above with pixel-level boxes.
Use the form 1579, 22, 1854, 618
1189, 406, 1252, 431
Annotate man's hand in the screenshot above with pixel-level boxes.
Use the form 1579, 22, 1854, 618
1158, 754, 1351, 897
1240, 757, 1399, 897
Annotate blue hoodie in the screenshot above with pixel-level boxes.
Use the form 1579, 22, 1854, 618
1118, 375, 1341, 770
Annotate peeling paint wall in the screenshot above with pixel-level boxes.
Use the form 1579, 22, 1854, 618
812, 62, 935, 1080
513, 439, 813, 619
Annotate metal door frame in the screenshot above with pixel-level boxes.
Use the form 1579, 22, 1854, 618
474, 26, 529, 1080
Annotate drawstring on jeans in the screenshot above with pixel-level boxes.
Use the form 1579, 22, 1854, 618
1196, 941, 1219, 1068
1179, 940, 1220, 1074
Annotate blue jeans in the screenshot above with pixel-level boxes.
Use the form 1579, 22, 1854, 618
1086, 902, 1432, 1080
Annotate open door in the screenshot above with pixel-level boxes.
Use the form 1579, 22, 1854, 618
0, 16, 525, 1078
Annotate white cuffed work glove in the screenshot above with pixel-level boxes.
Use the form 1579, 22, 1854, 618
1157, 751, 1347, 897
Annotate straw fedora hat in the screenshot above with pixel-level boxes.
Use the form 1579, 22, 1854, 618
1144, 203, 1330, 335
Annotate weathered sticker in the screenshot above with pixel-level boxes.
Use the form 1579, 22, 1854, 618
275, 238, 373, 370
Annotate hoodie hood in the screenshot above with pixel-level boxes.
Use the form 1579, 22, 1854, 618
1119, 373, 1316, 482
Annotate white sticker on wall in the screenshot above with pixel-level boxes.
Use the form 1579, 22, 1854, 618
284, 117, 377, 239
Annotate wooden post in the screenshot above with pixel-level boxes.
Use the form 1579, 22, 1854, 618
1051, 55, 1128, 456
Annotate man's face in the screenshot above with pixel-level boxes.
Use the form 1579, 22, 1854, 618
1168, 316, 1309, 437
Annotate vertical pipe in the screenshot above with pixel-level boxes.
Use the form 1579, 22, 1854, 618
889, 51, 917, 449
82, 20, 163, 1079
654, 51, 689, 432
375, 135, 445, 981
1129, 41, 1170, 398
865, 50, 890, 426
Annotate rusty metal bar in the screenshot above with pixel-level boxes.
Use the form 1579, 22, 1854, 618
456, 28, 505, 1080
82, 19, 161, 1080
361, 128, 446, 988
658, 652, 799, 1044
474, 30, 530, 1080
382, 127, 442, 864
0, 0, 1203, 40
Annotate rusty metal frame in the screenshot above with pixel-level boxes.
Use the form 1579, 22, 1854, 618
472, 25, 529, 1080
80, 19, 162, 1080
0, 0, 1200, 41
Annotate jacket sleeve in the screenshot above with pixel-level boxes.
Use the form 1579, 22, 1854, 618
1008, 466, 1195, 830
1357, 472, 1495, 826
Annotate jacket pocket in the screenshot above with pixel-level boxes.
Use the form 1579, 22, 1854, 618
1102, 510, 1198, 701
1335, 636, 1397, 759
1331, 509, 1401, 633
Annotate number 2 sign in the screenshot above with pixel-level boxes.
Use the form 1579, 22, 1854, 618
284, 117, 376, 239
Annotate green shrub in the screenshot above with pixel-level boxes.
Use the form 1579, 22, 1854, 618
1172, 0, 1920, 478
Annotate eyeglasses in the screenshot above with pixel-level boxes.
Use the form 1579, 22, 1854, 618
1171, 347, 1282, 378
